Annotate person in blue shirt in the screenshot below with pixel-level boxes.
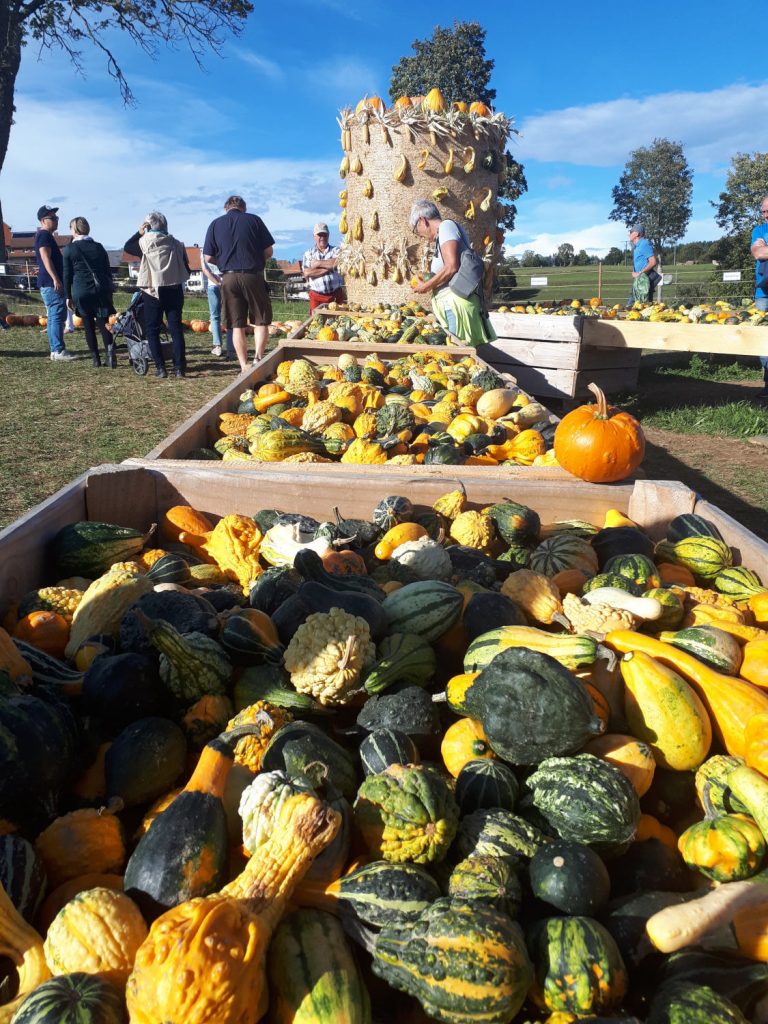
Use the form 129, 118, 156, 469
628, 224, 658, 305
750, 194, 768, 400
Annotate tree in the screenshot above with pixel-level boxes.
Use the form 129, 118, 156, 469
389, 21, 527, 233
713, 152, 768, 236
390, 21, 495, 105
609, 138, 693, 252
555, 243, 574, 267
0, 0, 252, 255
573, 249, 591, 266
604, 246, 624, 266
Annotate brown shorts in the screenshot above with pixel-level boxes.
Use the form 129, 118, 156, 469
221, 271, 272, 328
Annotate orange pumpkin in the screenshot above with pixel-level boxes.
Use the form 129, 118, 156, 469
38, 316, 48, 327
14, 611, 69, 658
469, 101, 492, 116
453, 101, 469, 112
24, 314, 39, 326
394, 96, 412, 109
749, 592, 768, 627
553, 383, 645, 483
73, 315, 83, 327
5, 314, 17, 326
321, 550, 367, 576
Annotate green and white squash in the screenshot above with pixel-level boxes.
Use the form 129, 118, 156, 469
363, 632, 436, 695
10, 972, 127, 1024
530, 534, 599, 577
451, 807, 548, 862
454, 759, 519, 815
359, 729, 419, 776
381, 581, 464, 641
447, 854, 521, 917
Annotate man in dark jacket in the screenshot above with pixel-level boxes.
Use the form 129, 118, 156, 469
34, 205, 76, 360
203, 196, 274, 372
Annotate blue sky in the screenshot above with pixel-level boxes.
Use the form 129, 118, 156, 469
3, 1, 766, 260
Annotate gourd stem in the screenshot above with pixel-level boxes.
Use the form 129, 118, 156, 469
587, 382, 610, 419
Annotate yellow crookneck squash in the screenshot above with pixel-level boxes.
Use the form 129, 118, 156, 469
125, 791, 340, 1024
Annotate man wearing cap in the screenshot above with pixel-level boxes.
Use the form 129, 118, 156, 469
302, 224, 344, 313
202, 195, 275, 372
628, 224, 659, 305
35, 206, 76, 360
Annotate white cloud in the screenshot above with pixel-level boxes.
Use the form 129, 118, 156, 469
231, 49, 285, 81
518, 83, 768, 170
3, 96, 342, 253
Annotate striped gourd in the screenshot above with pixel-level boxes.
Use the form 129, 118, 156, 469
463, 626, 604, 673
643, 587, 685, 631
695, 755, 749, 817
448, 854, 522, 916
655, 537, 733, 580
530, 535, 599, 577
648, 981, 750, 1024
250, 427, 326, 462
678, 814, 765, 882
715, 566, 768, 602
12, 640, 85, 696
10, 972, 127, 1024
603, 553, 661, 590
454, 759, 520, 815
363, 632, 436, 694
658, 626, 743, 676
452, 808, 548, 862
525, 754, 641, 851
667, 513, 725, 544
295, 860, 441, 928
360, 729, 419, 776
0, 835, 46, 921
267, 908, 371, 1024
219, 612, 284, 665
529, 915, 628, 1016
381, 581, 464, 641
372, 898, 533, 1024
145, 553, 192, 585
51, 520, 153, 577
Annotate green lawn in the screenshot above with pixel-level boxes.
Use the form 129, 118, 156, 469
0, 297, 309, 529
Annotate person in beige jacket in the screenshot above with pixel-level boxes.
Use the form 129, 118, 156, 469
124, 211, 190, 378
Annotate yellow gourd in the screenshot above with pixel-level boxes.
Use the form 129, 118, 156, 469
441, 718, 494, 777
374, 523, 429, 560
500, 569, 564, 625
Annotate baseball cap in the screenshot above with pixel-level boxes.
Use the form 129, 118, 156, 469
314, 222, 330, 235
37, 205, 59, 221
629, 223, 645, 236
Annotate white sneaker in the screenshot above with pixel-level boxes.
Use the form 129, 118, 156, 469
211, 346, 222, 356
63, 328, 75, 334
50, 350, 77, 361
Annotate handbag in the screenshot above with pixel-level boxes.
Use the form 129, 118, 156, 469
449, 247, 485, 300
77, 246, 109, 292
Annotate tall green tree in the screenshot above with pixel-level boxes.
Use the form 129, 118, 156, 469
555, 243, 574, 266
609, 138, 693, 252
389, 21, 526, 234
389, 21, 495, 105
713, 152, 768, 236
0, 0, 252, 257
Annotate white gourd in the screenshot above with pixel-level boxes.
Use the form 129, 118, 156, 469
390, 538, 452, 582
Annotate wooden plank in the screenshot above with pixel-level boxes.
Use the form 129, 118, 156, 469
627, 479, 697, 540
490, 311, 583, 342
693, 499, 768, 569
0, 473, 89, 609
572, 367, 642, 398
577, 348, 643, 371
144, 340, 484, 460
477, 339, 581, 370
583, 317, 768, 357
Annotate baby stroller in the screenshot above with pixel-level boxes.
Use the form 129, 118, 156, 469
110, 291, 169, 376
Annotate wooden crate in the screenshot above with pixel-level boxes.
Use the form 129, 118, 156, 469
477, 313, 642, 402
143, 340, 563, 474
582, 317, 768, 357
4, 462, 766, 612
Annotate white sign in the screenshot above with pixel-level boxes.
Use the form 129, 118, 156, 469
662, 275, 673, 286
722, 271, 742, 282
530, 276, 548, 286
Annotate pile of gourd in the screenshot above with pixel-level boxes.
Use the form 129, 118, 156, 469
495, 299, 768, 326
304, 303, 448, 347
197, 351, 556, 468
2, 494, 768, 1023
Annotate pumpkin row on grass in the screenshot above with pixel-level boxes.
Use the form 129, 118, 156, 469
2, 497, 768, 1022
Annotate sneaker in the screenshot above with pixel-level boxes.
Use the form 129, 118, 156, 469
63, 328, 75, 335
211, 346, 222, 357
50, 350, 77, 361
155, 366, 168, 379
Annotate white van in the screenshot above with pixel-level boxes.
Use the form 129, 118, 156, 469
185, 271, 205, 294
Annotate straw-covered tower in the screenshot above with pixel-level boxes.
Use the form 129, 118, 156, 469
336, 91, 514, 308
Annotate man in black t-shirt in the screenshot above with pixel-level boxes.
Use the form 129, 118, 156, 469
34, 205, 76, 360
203, 196, 275, 372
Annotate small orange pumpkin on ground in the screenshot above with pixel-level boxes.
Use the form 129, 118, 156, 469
321, 549, 367, 575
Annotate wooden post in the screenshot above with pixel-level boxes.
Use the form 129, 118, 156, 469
598, 261, 602, 302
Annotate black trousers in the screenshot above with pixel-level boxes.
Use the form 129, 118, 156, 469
142, 285, 186, 371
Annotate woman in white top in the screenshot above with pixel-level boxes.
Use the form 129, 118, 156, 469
408, 199, 496, 346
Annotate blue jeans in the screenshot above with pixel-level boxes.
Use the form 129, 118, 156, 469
206, 283, 235, 356
40, 286, 66, 353
757, 297, 768, 380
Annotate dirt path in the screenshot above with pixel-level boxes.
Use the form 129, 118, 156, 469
634, 373, 767, 542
